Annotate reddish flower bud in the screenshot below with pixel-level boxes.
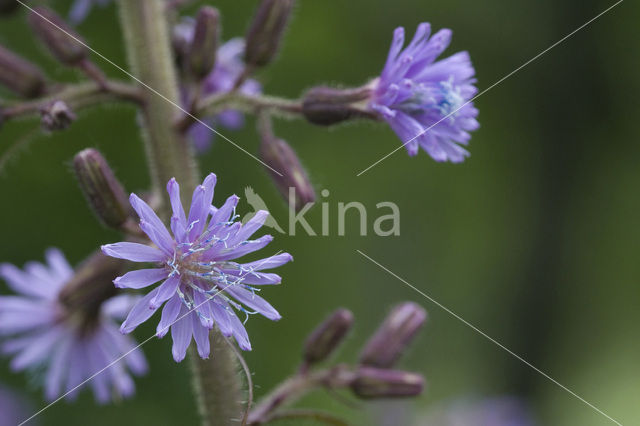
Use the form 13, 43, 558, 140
302, 86, 377, 126
350, 367, 424, 399
260, 134, 315, 212
304, 308, 354, 364
40, 100, 76, 131
28, 7, 87, 66
0, 44, 46, 98
73, 148, 132, 229
245, 0, 294, 67
188, 6, 220, 79
360, 302, 427, 368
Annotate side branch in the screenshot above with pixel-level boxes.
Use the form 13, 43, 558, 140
176, 92, 303, 132
0, 81, 142, 122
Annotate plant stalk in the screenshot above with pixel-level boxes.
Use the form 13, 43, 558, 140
117, 1, 243, 424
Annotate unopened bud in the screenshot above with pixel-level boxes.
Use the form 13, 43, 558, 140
172, 18, 194, 68
73, 148, 131, 229
260, 135, 315, 212
28, 7, 87, 66
302, 86, 377, 126
304, 308, 354, 364
0, 44, 46, 98
360, 302, 427, 368
245, 0, 294, 67
188, 6, 219, 79
40, 100, 76, 131
0, 0, 18, 15
351, 367, 424, 399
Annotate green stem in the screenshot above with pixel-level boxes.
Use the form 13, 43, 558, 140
0, 81, 141, 121
247, 366, 354, 425
176, 92, 303, 132
117, 0, 196, 198
117, 1, 244, 425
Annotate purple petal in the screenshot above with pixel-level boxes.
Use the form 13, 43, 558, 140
120, 288, 161, 333
228, 310, 251, 351
239, 253, 293, 271
191, 314, 210, 358
187, 173, 217, 239
45, 248, 73, 281
170, 305, 193, 362
102, 295, 140, 320
225, 286, 281, 321
129, 194, 173, 252
102, 242, 165, 263
156, 295, 181, 338
209, 195, 240, 228
45, 334, 72, 401
10, 328, 61, 371
114, 268, 168, 289
0, 264, 56, 299
214, 235, 274, 261
150, 275, 181, 309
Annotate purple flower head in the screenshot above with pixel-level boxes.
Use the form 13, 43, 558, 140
68, 0, 111, 25
101, 174, 292, 362
0, 249, 147, 403
371, 23, 479, 162
175, 18, 262, 151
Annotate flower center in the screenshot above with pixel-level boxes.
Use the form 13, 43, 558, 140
396, 78, 465, 119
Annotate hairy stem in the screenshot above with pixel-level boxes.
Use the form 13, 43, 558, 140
117, 0, 196, 198
248, 366, 353, 424
117, 1, 244, 425
189, 333, 243, 426
0, 81, 141, 121
176, 92, 303, 132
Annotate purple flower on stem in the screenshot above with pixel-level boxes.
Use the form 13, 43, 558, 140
0, 249, 147, 403
101, 174, 292, 362
371, 23, 479, 162
175, 18, 261, 151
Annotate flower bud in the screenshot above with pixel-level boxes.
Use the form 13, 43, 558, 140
0, 44, 46, 98
304, 308, 354, 364
350, 367, 424, 399
28, 7, 87, 66
0, 0, 18, 15
360, 302, 427, 368
245, 0, 294, 67
40, 100, 76, 131
260, 135, 315, 212
302, 86, 377, 126
73, 148, 132, 229
188, 6, 219, 79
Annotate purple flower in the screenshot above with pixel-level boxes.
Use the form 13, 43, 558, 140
0, 249, 147, 403
175, 18, 262, 151
0, 384, 36, 425
101, 174, 292, 362
68, 0, 111, 25
371, 23, 479, 162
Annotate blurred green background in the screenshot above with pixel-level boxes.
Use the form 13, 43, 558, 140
1, 0, 639, 425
